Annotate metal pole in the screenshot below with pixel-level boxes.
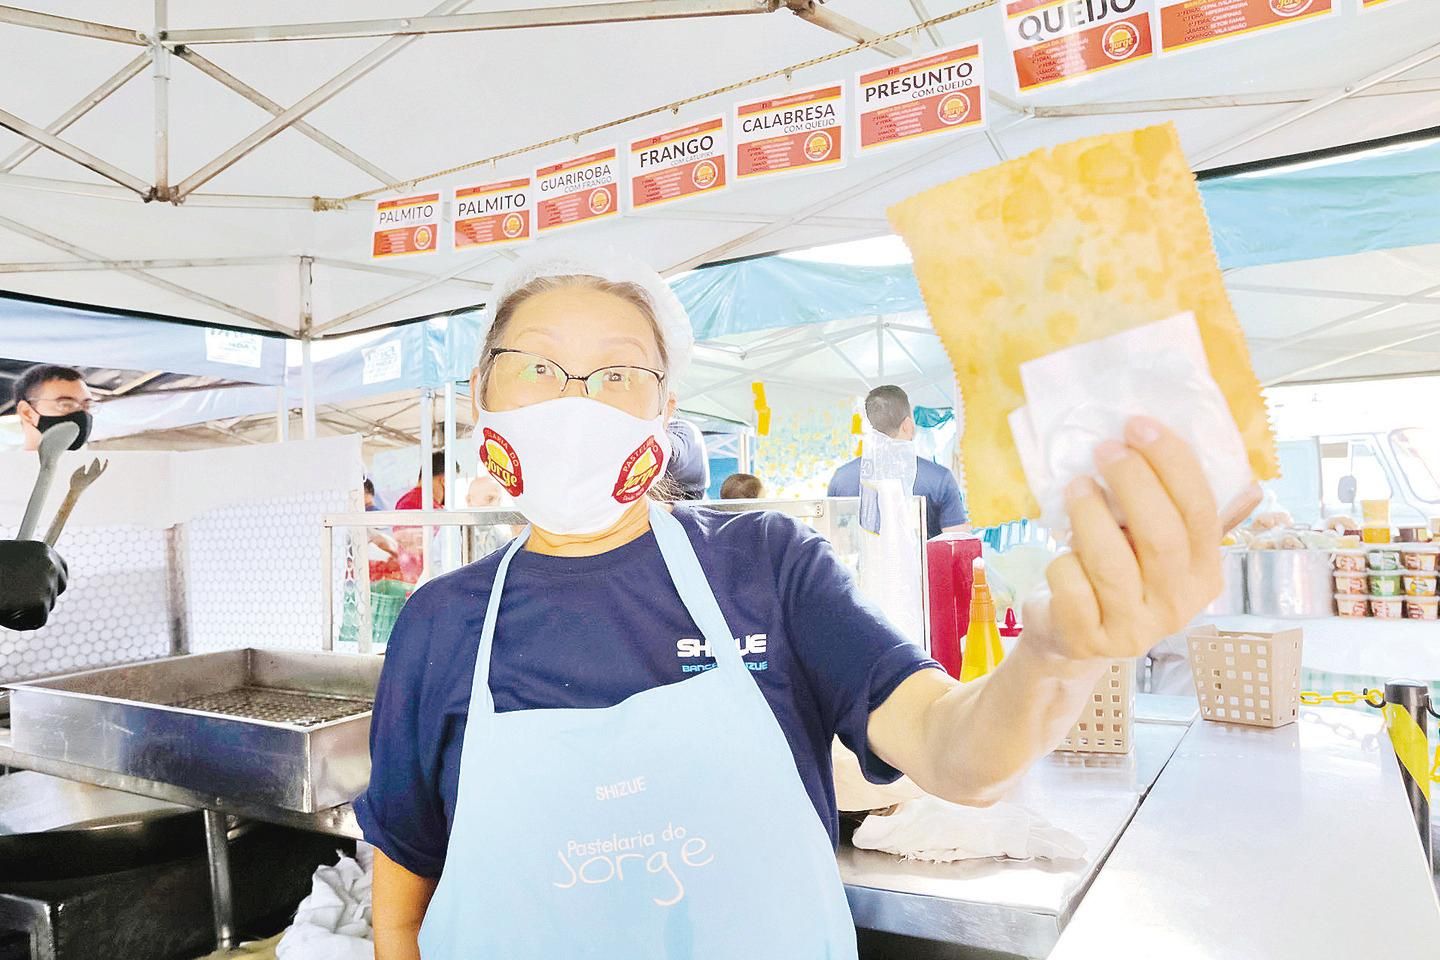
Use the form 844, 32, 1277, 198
275, 386, 289, 442
152, 0, 169, 199
300, 340, 317, 440
420, 389, 434, 581
442, 380, 459, 571
1383, 680, 1432, 870
876, 317, 884, 381
202, 809, 236, 951
320, 522, 334, 651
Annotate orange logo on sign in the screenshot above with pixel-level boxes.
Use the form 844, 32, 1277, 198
414, 225, 434, 250
1269, 0, 1312, 14
588, 189, 612, 214
502, 213, 525, 238
1102, 22, 1140, 60
936, 93, 971, 125
692, 160, 718, 189
480, 429, 523, 496
803, 132, 833, 161
612, 436, 665, 504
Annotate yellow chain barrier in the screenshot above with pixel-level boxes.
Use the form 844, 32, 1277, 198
1299, 689, 1386, 708
1301, 688, 1440, 785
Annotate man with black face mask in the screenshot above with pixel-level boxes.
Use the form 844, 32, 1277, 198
15, 363, 95, 453
3, 364, 90, 630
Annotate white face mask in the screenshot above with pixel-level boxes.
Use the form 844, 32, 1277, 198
475, 397, 672, 535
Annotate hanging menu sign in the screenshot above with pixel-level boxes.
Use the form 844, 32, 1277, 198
1004, 0, 1155, 92
535, 147, 620, 232
1158, 0, 1334, 53
454, 178, 533, 249
372, 193, 440, 258
734, 84, 845, 180
858, 43, 986, 151
629, 117, 728, 209
1359, 0, 1409, 9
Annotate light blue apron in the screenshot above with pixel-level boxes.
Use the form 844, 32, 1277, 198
418, 503, 858, 959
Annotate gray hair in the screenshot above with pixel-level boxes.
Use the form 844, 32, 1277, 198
864, 384, 912, 438
477, 273, 670, 396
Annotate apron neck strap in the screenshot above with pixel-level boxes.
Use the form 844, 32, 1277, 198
470, 504, 746, 719
646, 502, 743, 673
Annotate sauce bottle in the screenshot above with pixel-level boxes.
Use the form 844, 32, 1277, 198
960, 558, 1005, 682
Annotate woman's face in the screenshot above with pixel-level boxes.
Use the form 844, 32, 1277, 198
473, 285, 675, 420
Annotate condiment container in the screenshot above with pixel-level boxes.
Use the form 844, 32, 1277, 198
1370, 596, 1404, 619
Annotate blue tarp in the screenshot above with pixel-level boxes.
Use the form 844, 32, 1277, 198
0, 295, 288, 385
1202, 136, 1440, 270
674, 134, 1440, 337
671, 258, 925, 342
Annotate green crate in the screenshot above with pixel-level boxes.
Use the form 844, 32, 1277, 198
339, 579, 413, 648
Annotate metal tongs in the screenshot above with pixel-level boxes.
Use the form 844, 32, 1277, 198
13, 422, 108, 545
44, 458, 109, 546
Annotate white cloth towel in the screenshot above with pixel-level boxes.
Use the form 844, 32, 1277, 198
275, 842, 375, 960
852, 797, 1087, 863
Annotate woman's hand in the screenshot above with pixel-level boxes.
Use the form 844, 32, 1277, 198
1034, 416, 1261, 663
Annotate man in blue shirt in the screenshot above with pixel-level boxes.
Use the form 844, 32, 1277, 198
827, 385, 969, 540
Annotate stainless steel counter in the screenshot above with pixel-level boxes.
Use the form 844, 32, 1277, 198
0, 725, 361, 839
1049, 706, 1440, 959
840, 718, 1190, 958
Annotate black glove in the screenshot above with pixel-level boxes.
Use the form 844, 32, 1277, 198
0, 540, 68, 631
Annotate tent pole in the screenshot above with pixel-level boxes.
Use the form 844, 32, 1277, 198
312, 252, 498, 334
171, 0, 479, 200
162, 1, 781, 45
152, 0, 170, 200
300, 340, 317, 439
420, 389, 435, 582
174, 48, 401, 186
0, 106, 152, 196
876, 317, 884, 381
0, 54, 150, 173
784, 2, 909, 58
1192, 40, 1440, 167
442, 380, 459, 569
1263, 325, 1440, 387
300, 257, 318, 438
0, 7, 146, 44
907, 0, 943, 48
1251, 281, 1440, 358
310, 256, 490, 289
275, 387, 289, 443
0, 211, 293, 332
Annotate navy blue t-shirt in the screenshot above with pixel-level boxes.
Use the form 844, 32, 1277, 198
827, 456, 968, 540
354, 506, 940, 879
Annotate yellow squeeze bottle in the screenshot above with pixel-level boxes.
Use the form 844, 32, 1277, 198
960, 558, 1005, 682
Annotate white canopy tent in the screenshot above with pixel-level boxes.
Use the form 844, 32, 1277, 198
1, 0, 1439, 452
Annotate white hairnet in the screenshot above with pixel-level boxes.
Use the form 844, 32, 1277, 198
480, 244, 694, 382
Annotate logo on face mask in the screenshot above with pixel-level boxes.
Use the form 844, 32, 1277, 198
612, 436, 665, 504
480, 429, 524, 496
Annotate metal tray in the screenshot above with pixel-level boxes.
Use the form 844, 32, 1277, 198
4, 649, 381, 813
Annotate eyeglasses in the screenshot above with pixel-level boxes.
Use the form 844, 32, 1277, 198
24, 396, 98, 414
484, 348, 665, 418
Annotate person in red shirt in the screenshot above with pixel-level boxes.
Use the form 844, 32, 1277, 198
384, 451, 452, 582
396, 451, 450, 511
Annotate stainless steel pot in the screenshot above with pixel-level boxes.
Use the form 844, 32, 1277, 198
1245, 549, 1335, 618
1204, 548, 1247, 616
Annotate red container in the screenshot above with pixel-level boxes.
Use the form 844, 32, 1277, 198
926, 534, 984, 678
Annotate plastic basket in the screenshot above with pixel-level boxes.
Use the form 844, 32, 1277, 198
1057, 660, 1135, 754
338, 578, 413, 648
368, 579, 413, 646
1186, 625, 1302, 728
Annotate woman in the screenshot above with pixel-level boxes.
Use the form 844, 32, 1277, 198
357, 249, 1248, 959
